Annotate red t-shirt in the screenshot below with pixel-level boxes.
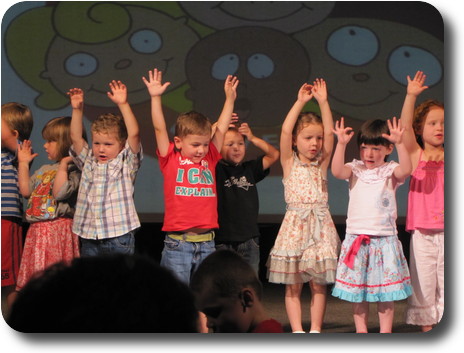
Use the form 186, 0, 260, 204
157, 142, 221, 231
251, 319, 284, 333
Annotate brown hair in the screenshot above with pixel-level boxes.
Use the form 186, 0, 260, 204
42, 116, 74, 161
91, 113, 128, 143
175, 111, 212, 138
413, 99, 444, 148
1, 102, 33, 141
292, 112, 323, 151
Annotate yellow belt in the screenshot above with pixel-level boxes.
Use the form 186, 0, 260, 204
167, 231, 215, 242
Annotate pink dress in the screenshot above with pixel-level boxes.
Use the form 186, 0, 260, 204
267, 155, 340, 284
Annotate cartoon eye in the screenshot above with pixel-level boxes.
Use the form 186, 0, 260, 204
327, 26, 379, 66
211, 54, 239, 80
130, 29, 162, 54
247, 54, 274, 79
65, 53, 98, 77
388, 46, 442, 86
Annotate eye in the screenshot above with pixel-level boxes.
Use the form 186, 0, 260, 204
327, 26, 379, 66
130, 29, 162, 54
212, 54, 239, 80
65, 53, 98, 77
388, 46, 442, 86
247, 53, 274, 78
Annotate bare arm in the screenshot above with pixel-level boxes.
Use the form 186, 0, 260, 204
331, 118, 354, 180
52, 156, 73, 198
212, 75, 239, 151
17, 140, 38, 198
239, 123, 279, 170
142, 69, 171, 157
68, 88, 86, 155
107, 80, 140, 154
382, 117, 412, 183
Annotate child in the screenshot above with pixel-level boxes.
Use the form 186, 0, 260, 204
190, 249, 284, 333
267, 79, 341, 333
400, 71, 444, 332
16, 116, 81, 291
68, 80, 142, 256
1, 102, 33, 309
142, 68, 238, 285
331, 117, 413, 333
215, 114, 279, 274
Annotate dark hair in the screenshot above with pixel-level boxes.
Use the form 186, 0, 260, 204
357, 119, 392, 161
8, 254, 199, 333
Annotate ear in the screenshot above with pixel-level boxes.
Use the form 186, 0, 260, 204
174, 136, 182, 150
12, 129, 19, 138
240, 288, 255, 310
386, 144, 394, 155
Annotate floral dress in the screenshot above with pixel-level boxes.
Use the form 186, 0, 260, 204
267, 154, 340, 284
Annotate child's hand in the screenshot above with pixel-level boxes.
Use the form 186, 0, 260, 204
312, 78, 327, 103
224, 75, 239, 100
382, 117, 405, 145
142, 68, 171, 97
238, 122, 253, 140
230, 113, 239, 127
107, 80, 127, 105
17, 140, 38, 164
297, 83, 313, 103
333, 117, 354, 145
407, 71, 428, 97
67, 88, 84, 109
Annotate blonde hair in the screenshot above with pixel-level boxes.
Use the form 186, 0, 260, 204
413, 99, 444, 148
91, 113, 128, 143
292, 112, 323, 151
1, 102, 33, 141
42, 116, 76, 161
175, 111, 212, 138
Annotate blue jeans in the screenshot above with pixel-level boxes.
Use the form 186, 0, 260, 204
160, 235, 215, 285
215, 237, 260, 275
80, 231, 135, 257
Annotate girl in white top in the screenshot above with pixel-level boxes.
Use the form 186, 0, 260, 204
331, 117, 413, 333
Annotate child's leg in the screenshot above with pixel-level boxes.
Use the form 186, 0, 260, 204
309, 281, 327, 332
378, 301, 394, 333
352, 302, 369, 333
285, 283, 304, 332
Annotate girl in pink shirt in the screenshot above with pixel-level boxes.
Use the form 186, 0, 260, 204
401, 71, 444, 332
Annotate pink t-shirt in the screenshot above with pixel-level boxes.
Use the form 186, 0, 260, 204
406, 154, 444, 231
157, 142, 221, 232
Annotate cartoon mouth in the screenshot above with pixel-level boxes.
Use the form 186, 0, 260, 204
329, 90, 398, 107
213, 2, 306, 22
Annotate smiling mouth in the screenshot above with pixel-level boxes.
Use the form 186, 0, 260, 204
329, 90, 398, 107
213, 3, 307, 22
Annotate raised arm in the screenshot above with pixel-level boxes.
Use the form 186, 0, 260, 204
331, 117, 354, 180
238, 122, 279, 170
312, 78, 334, 172
280, 83, 313, 175
68, 88, 86, 155
142, 68, 171, 157
52, 156, 73, 199
107, 80, 140, 154
400, 71, 428, 155
212, 75, 239, 151
17, 140, 38, 198
382, 117, 412, 183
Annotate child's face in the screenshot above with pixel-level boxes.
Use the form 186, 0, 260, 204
294, 123, 323, 163
43, 140, 59, 161
92, 130, 124, 163
174, 134, 210, 163
1, 118, 19, 151
221, 130, 245, 165
421, 107, 444, 148
360, 143, 393, 169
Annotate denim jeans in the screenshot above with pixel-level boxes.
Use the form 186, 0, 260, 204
215, 237, 260, 275
80, 231, 135, 257
160, 235, 216, 285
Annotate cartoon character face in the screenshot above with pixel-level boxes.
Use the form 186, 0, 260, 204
186, 27, 310, 127
179, 1, 335, 33
294, 18, 444, 122
40, 5, 198, 108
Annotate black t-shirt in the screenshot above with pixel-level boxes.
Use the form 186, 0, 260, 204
215, 156, 269, 242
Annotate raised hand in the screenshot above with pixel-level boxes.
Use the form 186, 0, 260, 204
407, 71, 428, 97
297, 83, 314, 103
67, 88, 84, 110
382, 117, 405, 145
333, 117, 354, 145
17, 140, 38, 164
107, 80, 128, 105
224, 75, 239, 101
238, 122, 254, 140
311, 78, 327, 103
142, 68, 171, 97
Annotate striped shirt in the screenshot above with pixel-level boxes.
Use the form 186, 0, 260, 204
70, 142, 142, 239
1, 148, 22, 218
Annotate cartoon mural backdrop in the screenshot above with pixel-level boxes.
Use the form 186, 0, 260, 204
2, 1, 443, 221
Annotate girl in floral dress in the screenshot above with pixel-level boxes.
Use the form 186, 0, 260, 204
267, 79, 340, 333
331, 117, 413, 333
16, 116, 82, 290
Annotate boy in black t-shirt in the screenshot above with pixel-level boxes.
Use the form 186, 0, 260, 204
215, 115, 279, 274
